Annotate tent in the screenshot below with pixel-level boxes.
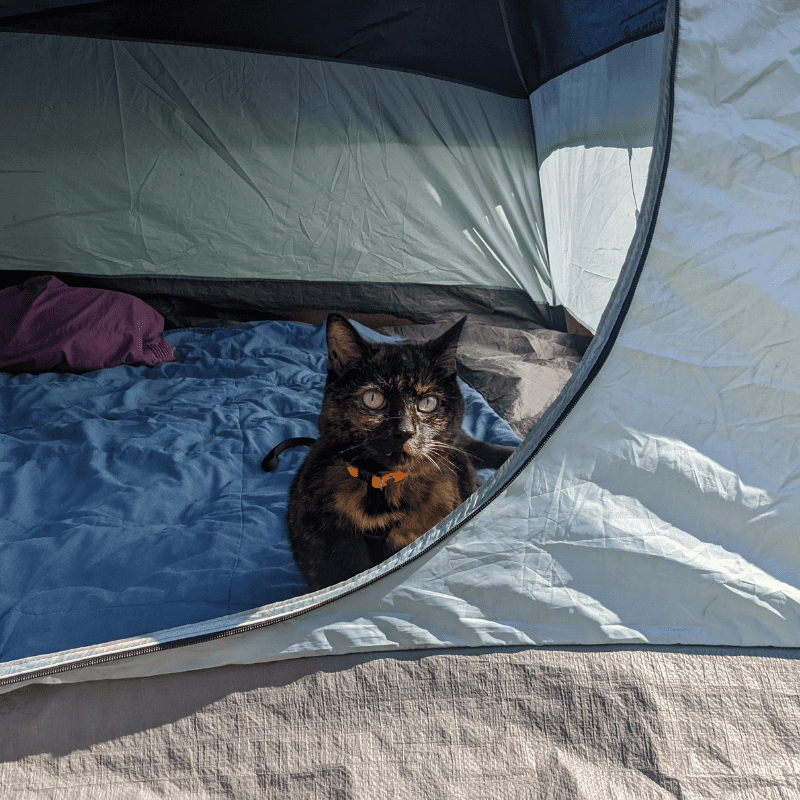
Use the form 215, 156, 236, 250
2, 0, 800, 796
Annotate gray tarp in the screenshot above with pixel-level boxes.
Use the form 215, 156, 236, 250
2, 645, 798, 798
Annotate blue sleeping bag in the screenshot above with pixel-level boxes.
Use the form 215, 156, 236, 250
0, 320, 521, 662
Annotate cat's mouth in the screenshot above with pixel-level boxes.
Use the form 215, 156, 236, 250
377, 451, 409, 470
366, 447, 414, 472
361, 434, 419, 470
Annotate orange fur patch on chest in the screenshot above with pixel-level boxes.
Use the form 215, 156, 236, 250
384, 478, 461, 550
330, 465, 462, 547
331, 480, 402, 531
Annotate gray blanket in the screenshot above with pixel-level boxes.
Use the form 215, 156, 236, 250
382, 318, 588, 438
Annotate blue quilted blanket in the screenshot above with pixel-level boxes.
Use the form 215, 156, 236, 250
0, 320, 521, 662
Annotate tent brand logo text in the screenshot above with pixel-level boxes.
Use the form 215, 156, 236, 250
621, 1, 666, 39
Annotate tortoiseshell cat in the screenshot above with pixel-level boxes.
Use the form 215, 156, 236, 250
286, 314, 515, 590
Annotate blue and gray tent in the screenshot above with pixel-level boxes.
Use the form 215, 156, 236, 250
2, 0, 800, 796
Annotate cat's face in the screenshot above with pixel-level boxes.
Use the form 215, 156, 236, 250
319, 315, 466, 472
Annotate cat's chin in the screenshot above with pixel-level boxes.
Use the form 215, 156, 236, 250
378, 454, 407, 470
367, 450, 411, 472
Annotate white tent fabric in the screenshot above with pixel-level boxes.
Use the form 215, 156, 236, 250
531, 34, 663, 332
3, 0, 800, 696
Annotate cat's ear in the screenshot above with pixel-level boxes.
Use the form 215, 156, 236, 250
428, 317, 466, 375
326, 314, 367, 375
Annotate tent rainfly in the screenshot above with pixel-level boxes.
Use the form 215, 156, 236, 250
2, 0, 800, 797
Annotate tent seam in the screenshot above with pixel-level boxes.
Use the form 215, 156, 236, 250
497, 0, 530, 95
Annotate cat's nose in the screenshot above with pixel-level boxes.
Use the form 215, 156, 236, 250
390, 429, 413, 447
382, 410, 414, 454
398, 411, 414, 436
382, 427, 413, 459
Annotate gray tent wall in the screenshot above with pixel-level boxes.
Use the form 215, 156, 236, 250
532, 33, 663, 332
0, 0, 662, 332
0, 0, 799, 720
0, 0, 654, 640
0, 33, 551, 322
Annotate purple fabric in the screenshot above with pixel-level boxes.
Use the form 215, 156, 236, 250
0, 275, 175, 374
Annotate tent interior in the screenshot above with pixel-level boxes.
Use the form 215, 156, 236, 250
5, 0, 800, 795
0, 0, 667, 677
6, 1, 800, 797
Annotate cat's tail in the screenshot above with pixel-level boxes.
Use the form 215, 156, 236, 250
261, 437, 316, 472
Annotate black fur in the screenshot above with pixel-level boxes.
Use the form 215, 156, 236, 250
286, 314, 515, 590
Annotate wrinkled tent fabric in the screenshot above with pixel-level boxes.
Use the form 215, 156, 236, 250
0, 33, 551, 307
0, 0, 797, 693
531, 34, 662, 332
0, 0, 666, 96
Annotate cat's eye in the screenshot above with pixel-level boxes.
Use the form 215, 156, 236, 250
417, 395, 439, 413
361, 389, 385, 410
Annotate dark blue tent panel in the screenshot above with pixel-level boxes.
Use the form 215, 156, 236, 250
0, 0, 665, 96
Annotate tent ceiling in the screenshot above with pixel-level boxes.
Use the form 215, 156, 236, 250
0, 0, 666, 97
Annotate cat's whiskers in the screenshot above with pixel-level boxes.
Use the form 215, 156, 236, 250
419, 449, 443, 473
430, 440, 469, 456
423, 443, 459, 476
